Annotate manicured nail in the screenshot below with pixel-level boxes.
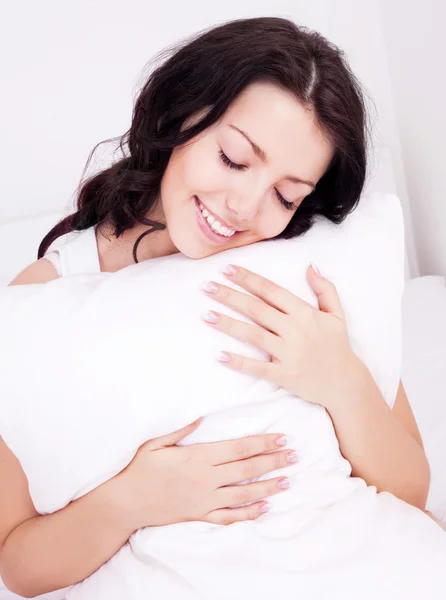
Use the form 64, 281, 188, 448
203, 310, 220, 324
259, 503, 269, 514
310, 262, 322, 277
278, 477, 290, 490
276, 436, 287, 447
223, 264, 237, 276
218, 351, 232, 363
203, 281, 219, 294
287, 451, 298, 464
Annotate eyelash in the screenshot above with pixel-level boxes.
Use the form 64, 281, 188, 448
219, 150, 296, 211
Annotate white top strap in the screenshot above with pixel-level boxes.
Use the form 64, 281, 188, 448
45, 251, 63, 276
44, 227, 101, 277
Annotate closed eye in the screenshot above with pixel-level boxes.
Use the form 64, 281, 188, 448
275, 189, 296, 211
219, 149, 296, 210
219, 149, 247, 171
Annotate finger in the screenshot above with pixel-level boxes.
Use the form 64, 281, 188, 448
222, 264, 311, 314
306, 264, 345, 320
198, 433, 289, 466
216, 449, 296, 487
203, 311, 281, 357
217, 476, 290, 509
218, 350, 279, 382
145, 417, 203, 450
203, 281, 285, 335
205, 501, 269, 525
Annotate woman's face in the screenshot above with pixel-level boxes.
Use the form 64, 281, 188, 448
160, 81, 334, 259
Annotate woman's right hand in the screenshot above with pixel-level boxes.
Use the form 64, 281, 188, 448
114, 419, 295, 531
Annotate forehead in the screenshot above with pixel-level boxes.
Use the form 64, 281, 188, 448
220, 82, 334, 180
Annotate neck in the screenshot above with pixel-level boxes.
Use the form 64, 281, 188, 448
96, 204, 178, 272
134, 200, 178, 261
131, 223, 178, 262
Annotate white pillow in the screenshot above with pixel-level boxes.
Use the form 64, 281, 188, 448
0, 191, 405, 516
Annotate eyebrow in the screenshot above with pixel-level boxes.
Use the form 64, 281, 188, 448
228, 124, 316, 190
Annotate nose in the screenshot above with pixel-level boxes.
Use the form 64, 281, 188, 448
226, 189, 263, 223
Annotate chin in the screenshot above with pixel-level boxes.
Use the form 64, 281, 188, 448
180, 247, 210, 259
182, 243, 230, 259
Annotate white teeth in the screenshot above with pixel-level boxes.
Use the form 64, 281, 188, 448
198, 202, 236, 237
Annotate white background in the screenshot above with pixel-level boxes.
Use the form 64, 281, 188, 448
0, 0, 444, 281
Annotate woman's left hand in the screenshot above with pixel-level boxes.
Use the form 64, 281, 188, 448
202, 263, 364, 408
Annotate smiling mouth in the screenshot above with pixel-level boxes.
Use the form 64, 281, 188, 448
194, 196, 242, 244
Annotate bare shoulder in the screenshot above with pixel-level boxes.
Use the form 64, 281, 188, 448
8, 258, 60, 286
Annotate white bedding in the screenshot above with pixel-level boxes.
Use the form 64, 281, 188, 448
0, 194, 446, 599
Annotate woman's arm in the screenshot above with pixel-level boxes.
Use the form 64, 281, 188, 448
325, 371, 430, 510
0, 436, 135, 597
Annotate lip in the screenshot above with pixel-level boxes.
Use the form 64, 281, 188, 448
194, 196, 240, 245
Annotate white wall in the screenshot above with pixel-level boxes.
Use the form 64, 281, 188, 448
0, 0, 414, 281
378, 0, 446, 276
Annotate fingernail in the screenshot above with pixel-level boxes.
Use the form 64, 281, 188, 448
259, 503, 269, 514
223, 264, 237, 276
203, 310, 220, 324
218, 351, 232, 363
203, 281, 219, 294
278, 477, 290, 490
287, 451, 298, 464
310, 262, 322, 278
276, 436, 287, 446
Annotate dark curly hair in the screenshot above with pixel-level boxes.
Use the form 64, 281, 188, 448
38, 16, 369, 262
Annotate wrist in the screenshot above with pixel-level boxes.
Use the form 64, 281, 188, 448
324, 354, 372, 414
98, 469, 144, 535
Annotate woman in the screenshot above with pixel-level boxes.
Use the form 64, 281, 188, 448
1, 16, 430, 598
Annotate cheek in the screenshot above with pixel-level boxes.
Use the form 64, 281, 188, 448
256, 207, 295, 240
168, 144, 226, 195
